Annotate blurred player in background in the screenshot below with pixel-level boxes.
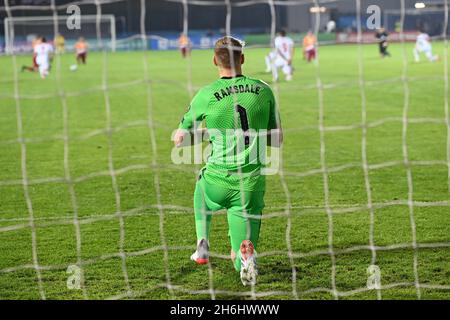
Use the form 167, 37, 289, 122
375, 28, 390, 58
178, 33, 191, 58
33, 37, 53, 79
265, 30, 294, 81
74, 37, 88, 65
21, 36, 41, 73
173, 36, 283, 286
54, 33, 65, 54
326, 20, 336, 33
302, 31, 317, 63
414, 30, 439, 62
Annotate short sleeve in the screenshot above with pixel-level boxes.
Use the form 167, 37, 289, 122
178, 88, 209, 130
267, 87, 280, 130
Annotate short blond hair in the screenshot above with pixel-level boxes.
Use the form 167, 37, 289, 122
214, 36, 244, 69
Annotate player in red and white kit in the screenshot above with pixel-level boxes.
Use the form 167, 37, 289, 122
33, 37, 54, 79
413, 31, 439, 62
265, 30, 295, 81
21, 37, 41, 73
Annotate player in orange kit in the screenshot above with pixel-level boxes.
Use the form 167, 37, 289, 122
178, 33, 191, 58
74, 37, 88, 65
302, 31, 317, 63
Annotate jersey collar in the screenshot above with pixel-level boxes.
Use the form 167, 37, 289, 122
220, 74, 244, 80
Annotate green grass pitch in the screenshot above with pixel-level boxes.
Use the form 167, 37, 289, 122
0, 43, 449, 300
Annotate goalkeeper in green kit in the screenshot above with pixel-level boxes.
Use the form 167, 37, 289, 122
173, 36, 282, 286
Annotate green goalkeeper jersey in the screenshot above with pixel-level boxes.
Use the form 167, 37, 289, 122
179, 75, 279, 191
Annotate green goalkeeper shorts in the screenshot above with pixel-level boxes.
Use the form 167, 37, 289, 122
194, 172, 265, 271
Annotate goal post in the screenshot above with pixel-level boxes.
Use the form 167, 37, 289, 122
4, 14, 116, 54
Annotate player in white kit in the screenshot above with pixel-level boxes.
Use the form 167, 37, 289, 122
265, 30, 295, 81
33, 37, 54, 79
413, 31, 438, 63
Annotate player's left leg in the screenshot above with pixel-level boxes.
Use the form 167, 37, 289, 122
21, 65, 35, 72
282, 63, 293, 81
382, 44, 390, 57
38, 64, 49, 79
192, 173, 228, 264
312, 48, 317, 60
265, 54, 272, 73
227, 189, 264, 285
307, 49, 316, 62
425, 48, 438, 62
268, 53, 282, 80
379, 43, 386, 58
413, 47, 420, 62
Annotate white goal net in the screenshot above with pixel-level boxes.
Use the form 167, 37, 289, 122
0, 0, 449, 301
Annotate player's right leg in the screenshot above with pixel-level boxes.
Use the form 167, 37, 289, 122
272, 57, 285, 82
239, 239, 257, 286
265, 54, 272, 73
413, 47, 420, 62
307, 49, 315, 62
383, 43, 391, 57
425, 48, 438, 62
227, 189, 264, 285
38, 64, 48, 79
23, 56, 38, 72
21, 65, 35, 72
282, 63, 293, 81
312, 48, 317, 61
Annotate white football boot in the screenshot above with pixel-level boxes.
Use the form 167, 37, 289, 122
239, 240, 258, 286
190, 239, 209, 265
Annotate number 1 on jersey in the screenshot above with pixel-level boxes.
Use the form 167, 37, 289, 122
235, 104, 250, 145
